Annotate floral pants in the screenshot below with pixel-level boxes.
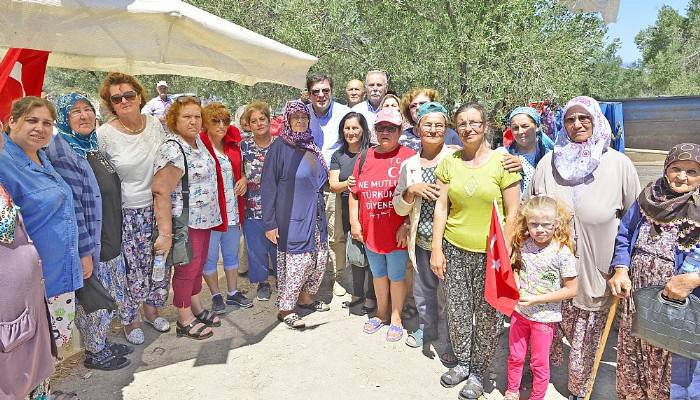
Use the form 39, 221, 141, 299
276, 220, 328, 311
443, 240, 503, 375
558, 300, 607, 397
47, 292, 76, 348
121, 206, 170, 324
75, 254, 128, 354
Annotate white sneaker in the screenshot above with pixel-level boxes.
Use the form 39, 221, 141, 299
333, 282, 347, 296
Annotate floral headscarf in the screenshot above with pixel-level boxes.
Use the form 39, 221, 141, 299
638, 143, 700, 251
55, 93, 98, 158
552, 96, 611, 185
281, 100, 327, 171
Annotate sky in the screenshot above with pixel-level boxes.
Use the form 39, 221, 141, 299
606, 0, 690, 64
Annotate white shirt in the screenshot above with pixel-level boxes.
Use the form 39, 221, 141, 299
97, 115, 166, 208
141, 96, 172, 119
308, 101, 350, 166
352, 100, 381, 143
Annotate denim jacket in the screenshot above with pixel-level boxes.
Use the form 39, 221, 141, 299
0, 133, 82, 297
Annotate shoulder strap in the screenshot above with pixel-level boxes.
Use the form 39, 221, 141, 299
357, 148, 369, 178
167, 139, 189, 210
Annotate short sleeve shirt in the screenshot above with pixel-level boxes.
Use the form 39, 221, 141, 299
330, 148, 359, 233
515, 239, 578, 322
153, 134, 222, 229
349, 145, 415, 253
241, 137, 276, 220
435, 151, 520, 252
214, 148, 239, 227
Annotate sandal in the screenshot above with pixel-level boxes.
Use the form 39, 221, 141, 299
503, 391, 520, 400
176, 319, 213, 340
459, 374, 484, 399
282, 313, 305, 329
440, 365, 470, 388
84, 347, 130, 371
195, 309, 221, 327
363, 317, 385, 334
297, 300, 330, 312
143, 316, 171, 332
106, 342, 134, 357
405, 329, 424, 348
386, 325, 404, 342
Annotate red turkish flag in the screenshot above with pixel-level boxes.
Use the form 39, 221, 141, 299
484, 200, 519, 316
0, 48, 50, 123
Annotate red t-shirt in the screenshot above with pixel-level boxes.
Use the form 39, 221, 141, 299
350, 145, 415, 254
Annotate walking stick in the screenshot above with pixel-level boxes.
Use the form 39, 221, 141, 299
583, 297, 619, 400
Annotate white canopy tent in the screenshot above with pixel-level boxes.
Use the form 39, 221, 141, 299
0, 0, 318, 88
561, 0, 621, 23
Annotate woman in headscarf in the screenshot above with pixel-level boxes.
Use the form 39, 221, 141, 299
46, 93, 131, 370
261, 100, 330, 329
498, 106, 554, 199
529, 96, 640, 400
609, 143, 700, 400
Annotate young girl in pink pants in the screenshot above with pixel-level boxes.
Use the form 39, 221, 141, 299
505, 196, 579, 400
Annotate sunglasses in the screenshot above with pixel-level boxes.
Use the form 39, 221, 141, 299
310, 88, 331, 96
176, 95, 201, 104
211, 117, 231, 126
109, 91, 137, 104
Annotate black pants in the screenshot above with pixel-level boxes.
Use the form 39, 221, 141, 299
351, 264, 376, 300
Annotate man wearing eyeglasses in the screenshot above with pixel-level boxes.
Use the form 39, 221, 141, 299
351, 70, 388, 133
141, 80, 172, 126
306, 73, 352, 297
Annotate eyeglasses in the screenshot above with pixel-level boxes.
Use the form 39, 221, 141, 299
211, 118, 231, 126
564, 114, 592, 126
109, 91, 137, 104
409, 101, 427, 110
310, 88, 331, 96
421, 123, 445, 132
457, 121, 483, 131
527, 222, 555, 230
375, 125, 399, 134
175, 95, 201, 104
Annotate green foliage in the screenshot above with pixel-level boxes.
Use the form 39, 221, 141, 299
42, 0, 699, 124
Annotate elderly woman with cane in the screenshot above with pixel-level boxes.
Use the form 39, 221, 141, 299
609, 143, 700, 400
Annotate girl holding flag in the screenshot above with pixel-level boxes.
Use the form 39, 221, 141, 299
504, 195, 578, 400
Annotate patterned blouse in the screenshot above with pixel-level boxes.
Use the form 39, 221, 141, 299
154, 134, 222, 229
241, 137, 276, 220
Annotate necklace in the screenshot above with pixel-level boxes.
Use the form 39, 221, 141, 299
118, 115, 145, 134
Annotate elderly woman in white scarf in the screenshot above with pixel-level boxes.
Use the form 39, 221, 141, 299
529, 96, 640, 400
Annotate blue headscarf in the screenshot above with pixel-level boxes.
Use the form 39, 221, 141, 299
507, 106, 554, 156
508, 106, 541, 127
55, 93, 98, 158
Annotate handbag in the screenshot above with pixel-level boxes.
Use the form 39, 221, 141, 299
346, 236, 368, 267
631, 285, 700, 360
75, 275, 116, 314
153, 139, 192, 267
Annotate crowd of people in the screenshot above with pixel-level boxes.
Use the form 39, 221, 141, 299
0, 69, 698, 400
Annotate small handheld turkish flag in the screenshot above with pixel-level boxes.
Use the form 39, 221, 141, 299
484, 200, 519, 316
0, 48, 50, 123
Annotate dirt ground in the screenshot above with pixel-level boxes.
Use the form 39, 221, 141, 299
54, 163, 664, 400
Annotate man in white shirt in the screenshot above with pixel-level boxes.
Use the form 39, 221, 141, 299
141, 80, 172, 126
352, 70, 388, 132
306, 73, 350, 296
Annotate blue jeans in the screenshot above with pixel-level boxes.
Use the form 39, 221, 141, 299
243, 218, 277, 283
204, 225, 241, 274
365, 248, 408, 282
672, 354, 700, 400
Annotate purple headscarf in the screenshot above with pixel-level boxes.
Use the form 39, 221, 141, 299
281, 100, 327, 171
552, 96, 611, 185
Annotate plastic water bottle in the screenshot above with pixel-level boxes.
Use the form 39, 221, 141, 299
152, 251, 166, 281
681, 246, 700, 274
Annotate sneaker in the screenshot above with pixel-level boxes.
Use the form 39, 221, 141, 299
84, 347, 130, 371
227, 291, 253, 308
256, 283, 271, 301
211, 293, 226, 314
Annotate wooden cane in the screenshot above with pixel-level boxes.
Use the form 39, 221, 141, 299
583, 297, 619, 400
